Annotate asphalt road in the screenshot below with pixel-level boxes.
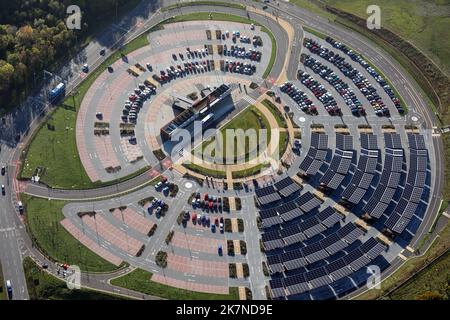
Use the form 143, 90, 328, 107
0, 0, 445, 300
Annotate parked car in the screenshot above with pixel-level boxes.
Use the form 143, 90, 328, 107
6, 280, 13, 299
1, 184, 5, 195
1, 165, 5, 175
155, 181, 163, 189
218, 245, 223, 256
211, 224, 216, 233
81, 64, 89, 73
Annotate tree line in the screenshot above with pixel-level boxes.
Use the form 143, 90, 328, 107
0, 0, 136, 114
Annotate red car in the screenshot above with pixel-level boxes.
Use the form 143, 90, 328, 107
129, 94, 137, 101
204, 193, 209, 201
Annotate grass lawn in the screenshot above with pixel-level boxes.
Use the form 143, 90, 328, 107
232, 163, 268, 179
303, 26, 328, 40
388, 250, 450, 300
111, 268, 239, 300
199, 106, 271, 162
20, 28, 153, 189
261, 99, 287, 128
278, 131, 289, 159
24, 257, 125, 300
182, 163, 226, 179
161, 1, 245, 12
319, 0, 450, 78
21, 194, 121, 273
0, 262, 6, 300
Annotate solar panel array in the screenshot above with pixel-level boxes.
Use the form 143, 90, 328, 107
259, 191, 323, 228
266, 128, 430, 299
364, 133, 405, 218
256, 177, 303, 206
342, 134, 380, 204
385, 134, 427, 234
261, 204, 341, 251
299, 133, 329, 176
269, 236, 387, 298
320, 134, 354, 190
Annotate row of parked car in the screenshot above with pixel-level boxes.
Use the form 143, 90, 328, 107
191, 192, 223, 212
297, 70, 341, 116
155, 176, 175, 196
223, 45, 262, 61
325, 36, 404, 114
122, 82, 156, 130
279, 81, 318, 115
304, 38, 390, 116
185, 209, 225, 233
152, 59, 215, 84
302, 54, 365, 116
185, 47, 210, 60
222, 60, 256, 75
148, 197, 166, 215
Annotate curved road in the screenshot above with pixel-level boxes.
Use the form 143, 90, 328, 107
0, 0, 444, 300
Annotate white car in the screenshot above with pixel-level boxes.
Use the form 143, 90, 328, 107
155, 181, 163, 189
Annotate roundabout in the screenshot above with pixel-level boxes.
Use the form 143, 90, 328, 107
0, 0, 446, 302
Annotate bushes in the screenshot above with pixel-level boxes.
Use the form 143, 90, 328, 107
242, 263, 250, 278
262, 261, 270, 276
227, 240, 235, 256
256, 217, 262, 230
176, 212, 184, 225
245, 287, 253, 300
165, 230, 174, 245
235, 197, 242, 210
265, 286, 272, 300
138, 196, 154, 207
223, 197, 230, 212
155, 251, 168, 268
152, 149, 166, 161
160, 204, 169, 217
233, 182, 243, 190
169, 183, 179, 197
136, 245, 145, 257
260, 239, 265, 253
148, 224, 157, 237
229, 263, 237, 278
224, 219, 232, 233
240, 240, 247, 255
237, 218, 244, 232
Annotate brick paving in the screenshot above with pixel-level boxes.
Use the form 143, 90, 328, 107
60, 218, 123, 266
167, 253, 228, 278
111, 207, 153, 236
171, 231, 227, 254
151, 273, 229, 295
81, 213, 143, 256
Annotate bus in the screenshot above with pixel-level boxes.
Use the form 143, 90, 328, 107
48, 82, 65, 103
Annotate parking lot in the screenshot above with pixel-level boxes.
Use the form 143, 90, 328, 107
76, 20, 273, 183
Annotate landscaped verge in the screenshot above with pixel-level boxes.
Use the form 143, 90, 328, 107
24, 257, 125, 300
21, 195, 121, 273
110, 268, 239, 300
161, 1, 245, 12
